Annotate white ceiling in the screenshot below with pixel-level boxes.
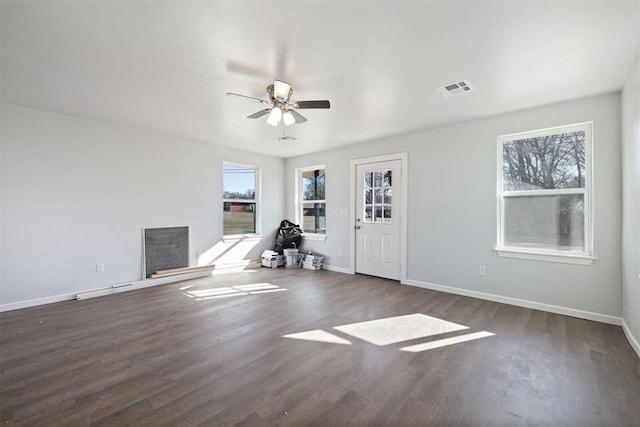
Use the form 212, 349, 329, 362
1, 1, 638, 158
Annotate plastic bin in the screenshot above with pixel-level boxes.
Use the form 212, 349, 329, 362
283, 248, 299, 268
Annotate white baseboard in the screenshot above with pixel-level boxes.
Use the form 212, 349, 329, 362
76, 269, 214, 300
322, 265, 352, 274
0, 293, 77, 312
0, 265, 244, 310
403, 279, 623, 326
622, 319, 640, 358
2, 260, 265, 310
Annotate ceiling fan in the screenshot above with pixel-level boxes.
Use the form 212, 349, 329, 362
226, 80, 330, 126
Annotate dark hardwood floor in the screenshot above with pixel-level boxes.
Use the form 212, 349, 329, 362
1, 268, 639, 426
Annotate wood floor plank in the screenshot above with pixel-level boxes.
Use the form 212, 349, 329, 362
1, 268, 639, 425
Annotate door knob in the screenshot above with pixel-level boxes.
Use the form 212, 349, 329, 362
355, 225, 361, 230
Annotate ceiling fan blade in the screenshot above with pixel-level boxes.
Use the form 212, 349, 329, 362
293, 100, 331, 109
226, 92, 269, 105
289, 109, 308, 124
247, 108, 271, 119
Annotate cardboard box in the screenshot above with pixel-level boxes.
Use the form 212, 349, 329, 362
300, 254, 325, 270
261, 250, 284, 268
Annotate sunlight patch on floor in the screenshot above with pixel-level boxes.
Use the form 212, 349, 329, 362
188, 287, 244, 298
283, 313, 494, 352
333, 313, 468, 346
182, 283, 286, 301
283, 330, 352, 345
400, 331, 495, 352
234, 283, 279, 291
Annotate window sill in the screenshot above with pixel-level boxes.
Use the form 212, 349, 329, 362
303, 233, 327, 242
494, 247, 596, 265
222, 234, 263, 243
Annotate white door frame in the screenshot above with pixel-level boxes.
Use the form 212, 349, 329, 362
349, 152, 408, 283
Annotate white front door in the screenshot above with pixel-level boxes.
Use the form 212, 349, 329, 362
355, 159, 401, 280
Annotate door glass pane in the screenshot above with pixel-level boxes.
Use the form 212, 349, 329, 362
384, 171, 392, 187
504, 194, 584, 251
375, 206, 383, 222
365, 172, 372, 188
375, 189, 383, 204
383, 206, 392, 220
384, 188, 392, 204
375, 171, 383, 187
364, 169, 393, 223
365, 205, 372, 220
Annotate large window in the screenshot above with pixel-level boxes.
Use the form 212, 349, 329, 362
496, 122, 593, 264
296, 166, 326, 237
223, 163, 259, 236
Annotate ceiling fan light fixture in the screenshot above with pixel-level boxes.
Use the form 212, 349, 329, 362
282, 110, 295, 126
273, 80, 291, 101
267, 107, 282, 126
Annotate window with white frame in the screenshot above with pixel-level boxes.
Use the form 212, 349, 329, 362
223, 163, 259, 236
296, 166, 326, 237
496, 122, 593, 264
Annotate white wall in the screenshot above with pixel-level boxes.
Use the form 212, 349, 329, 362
1, 90, 628, 324
621, 60, 640, 349
287, 93, 622, 318
0, 104, 285, 306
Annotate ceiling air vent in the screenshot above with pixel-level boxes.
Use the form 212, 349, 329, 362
435, 79, 474, 98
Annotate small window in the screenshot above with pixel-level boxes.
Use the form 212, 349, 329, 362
496, 122, 593, 264
296, 166, 326, 237
223, 163, 259, 236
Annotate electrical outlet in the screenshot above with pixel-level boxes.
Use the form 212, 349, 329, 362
478, 266, 486, 276
96, 263, 105, 273
338, 249, 343, 257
